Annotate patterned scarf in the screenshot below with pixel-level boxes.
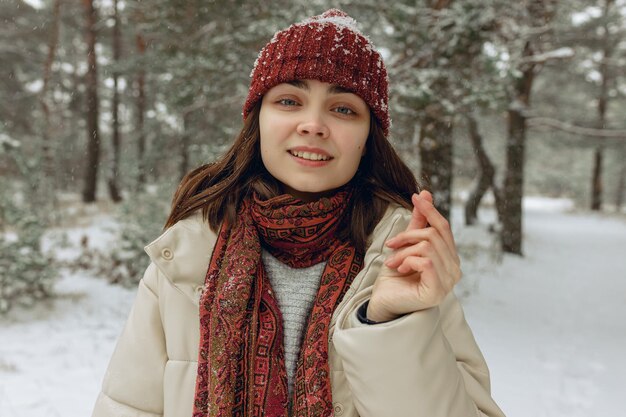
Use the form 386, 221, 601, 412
192, 189, 363, 417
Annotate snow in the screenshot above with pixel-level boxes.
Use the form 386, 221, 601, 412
303, 9, 361, 35
0, 133, 21, 150
1, 197, 625, 417
459, 204, 626, 417
0, 272, 134, 417
20, 0, 45, 9
522, 47, 575, 64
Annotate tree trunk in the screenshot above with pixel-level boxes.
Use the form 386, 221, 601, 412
502, 42, 535, 255
82, 0, 100, 203
179, 112, 191, 180
37, 0, 62, 218
615, 145, 626, 211
590, 0, 613, 212
412, 0, 455, 221
464, 115, 499, 226
502, 108, 527, 255
590, 148, 603, 210
135, 33, 147, 191
39, 0, 62, 187
66, 48, 81, 191
419, 111, 453, 221
108, 0, 123, 202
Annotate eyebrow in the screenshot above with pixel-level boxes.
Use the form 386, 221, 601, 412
286, 80, 353, 95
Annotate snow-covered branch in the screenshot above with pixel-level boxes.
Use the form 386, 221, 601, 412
528, 116, 626, 139
519, 47, 575, 64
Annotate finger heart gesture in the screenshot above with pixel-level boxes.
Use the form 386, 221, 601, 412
367, 190, 463, 323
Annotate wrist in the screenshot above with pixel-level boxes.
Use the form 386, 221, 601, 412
366, 299, 401, 322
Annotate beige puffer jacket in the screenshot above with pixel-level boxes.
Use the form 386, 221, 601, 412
92, 205, 505, 417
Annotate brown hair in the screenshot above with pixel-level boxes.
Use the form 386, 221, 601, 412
164, 102, 420, 253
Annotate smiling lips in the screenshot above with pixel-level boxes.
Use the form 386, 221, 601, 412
287, 146, 333, 163
288, 150, 332, 161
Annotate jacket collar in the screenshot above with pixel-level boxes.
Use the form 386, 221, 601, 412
144, 212, 217, 305
143, 205, 400, 307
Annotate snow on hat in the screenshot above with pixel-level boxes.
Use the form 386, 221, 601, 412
243, 8, 390, 137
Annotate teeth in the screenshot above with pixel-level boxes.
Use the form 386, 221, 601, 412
290, 150, 330, 161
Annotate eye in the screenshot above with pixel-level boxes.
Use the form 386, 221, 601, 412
277, 98, 299, 107
334, 106, 357, 116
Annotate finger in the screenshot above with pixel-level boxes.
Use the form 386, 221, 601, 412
394, 243, 449, 290
395, 254, 432, 275
386, 241, 459, 293
397, 256, 454, 297
385, 228, 428, 248
385, 239, 445, 274
404, 190, 433, 230
385, 227, 459, 267
405, 193, 427, 231
412, 195, 459, 261
396, 256, 446, 300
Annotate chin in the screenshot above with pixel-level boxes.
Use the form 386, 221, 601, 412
282, 182, 342, 202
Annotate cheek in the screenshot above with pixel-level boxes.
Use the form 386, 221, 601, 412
258, 128, 273, 171
350, 122, 369, 155
258, 112, 276, 156
259, 136, 276, 172
341, 139, 368, 178
351, 129, 369, 159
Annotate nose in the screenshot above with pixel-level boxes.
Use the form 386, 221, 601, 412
296, 114, 330, 139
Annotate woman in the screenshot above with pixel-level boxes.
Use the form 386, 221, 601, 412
93, 9, 505, 417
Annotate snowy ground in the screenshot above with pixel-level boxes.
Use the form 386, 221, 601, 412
461, 204, 626, 417
1, 198, 625, 417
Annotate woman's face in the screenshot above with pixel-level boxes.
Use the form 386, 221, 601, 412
259, 79, 370, 202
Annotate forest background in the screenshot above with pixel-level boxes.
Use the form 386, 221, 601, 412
2, 1, 626, 416
1, 0, 626, 359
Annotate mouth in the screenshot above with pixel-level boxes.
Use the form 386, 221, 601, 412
287, 149, 333, 161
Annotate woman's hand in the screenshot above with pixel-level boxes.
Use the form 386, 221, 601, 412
367, 190, 462, 322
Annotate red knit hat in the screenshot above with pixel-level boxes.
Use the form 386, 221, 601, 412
243, 9, 390, 137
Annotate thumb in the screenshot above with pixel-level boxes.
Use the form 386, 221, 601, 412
406, 190, 432, 230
